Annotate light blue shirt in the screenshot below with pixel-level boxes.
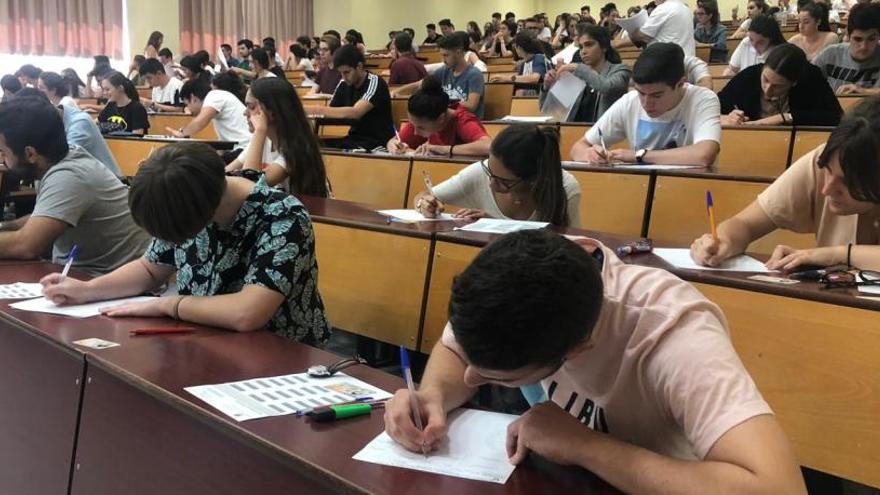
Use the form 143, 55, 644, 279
61, 105, 121, 176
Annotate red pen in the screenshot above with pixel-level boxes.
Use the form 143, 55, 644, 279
129, 327, 196, 336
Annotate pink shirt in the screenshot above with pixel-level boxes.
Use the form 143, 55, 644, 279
442, 238, 772, 460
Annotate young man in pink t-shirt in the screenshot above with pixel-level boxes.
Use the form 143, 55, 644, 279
384, 230, 806, 494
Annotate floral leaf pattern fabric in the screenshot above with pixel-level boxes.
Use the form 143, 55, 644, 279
144, 176, 330, 344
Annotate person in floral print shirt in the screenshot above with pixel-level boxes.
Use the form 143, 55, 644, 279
40, 142, 330, 344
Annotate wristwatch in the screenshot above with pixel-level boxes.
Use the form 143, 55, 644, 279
635, 148, 648, 164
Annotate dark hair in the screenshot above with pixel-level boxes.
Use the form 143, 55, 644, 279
333, 45, 365, 69
344, 33, 359, 46
18, 64, 41, 80
847, 3, 880, 35
320, 35, 341, 54
439, 18, 454, 28
698, 0, 721, 25
403, 27, 415, 38
323, 29, 342, 40
763, 43, 808, 82
505, 11, 516, 19
296, 35, 311, 46
220, 43, 232, 51
467, 21, 482, 39
104, 71, 140, 102
817, 97, 880, 203
139, 58, 165, 76
449, 230, 603, 370
61, 69, 85, 98
501, 19, 518, 35
237, 39, 254, 50
2, 74, 22, 94
180, 77, 211, 101
799, 2, 831, 31
749, 14, 786, 45
290, 44, 308, 59
491, 124, 569, 226
146, 31, 163, 49
249, 78, 329, 197
0, 96, 69, 164
262, 36, 276, 48
211, 72, 246, 102
748, 0, 770, 14
94, 55, 110, 66
581, 4, 591, 11
438, 31, 469, 51
38, 71, 68, 98
513, 31, 543, 55
601, 2, 618, 16
633, 42, 685, 86
129, 142, 227, 243
492, 12, 502, 19
394, 32, 414, 53
345, 29, 365, 44
194, 50, 212, 68
133, 54, 146, 66
158, 47, 173, 59
426, 22, 437, 30
407, 75, 450, 119
577, 23, 622, 63
15, 87, 50, 102
180, 55, 204, 77
251, 47, 270, 70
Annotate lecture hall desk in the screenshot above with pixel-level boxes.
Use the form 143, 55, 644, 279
0, 262, 618, 495
104, 135, 236, 176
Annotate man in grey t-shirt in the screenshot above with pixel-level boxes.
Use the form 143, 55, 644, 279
0, 96, 150, 276
813, 3, 880, 96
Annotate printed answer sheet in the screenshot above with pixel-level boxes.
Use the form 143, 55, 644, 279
10, 296, 158, 318
653, 248, 771, 272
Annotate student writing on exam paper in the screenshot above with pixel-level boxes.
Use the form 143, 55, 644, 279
414, 124, 581, 227
718, 43, 843, 126
540, 23, 631, 122
384, 229, 807, 495
171, 78, 252, 161
691, 98, 880, 272
0, 95, 150, 275
570, 43, 721, 166
139, 58, 184, 113
231, 77, 330, 196
387, 76, 491, 157
41, 142, 331, 343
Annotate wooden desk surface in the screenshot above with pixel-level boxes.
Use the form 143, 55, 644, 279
0, 262, 617, 494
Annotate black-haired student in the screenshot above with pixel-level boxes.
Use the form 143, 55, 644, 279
813, 2, 880, 96
171, 78, 251, 154
139, 58, 183, 112
571, 43, 721, 166
389, 32, 427, 85
692, 97, 880, 272
387, 76, 490, 157
384, 229, 807, 495
302, 45, 394, 150
98, 72, 150, 135
425, 23, 443, 44
718, 43, 842, 126
309, 35, 342, 96
41, 142, 331, 343
0, 96, 150, 274
37, 71, 78, 108
414, 124, 581, 227
236, 39, 254, 72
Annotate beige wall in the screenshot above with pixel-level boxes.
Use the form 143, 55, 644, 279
127, 0, 181, 59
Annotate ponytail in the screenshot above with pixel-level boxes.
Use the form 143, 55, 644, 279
491, 124, 569, 226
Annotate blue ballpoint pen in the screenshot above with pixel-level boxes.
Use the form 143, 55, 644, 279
59, 245, 78, 282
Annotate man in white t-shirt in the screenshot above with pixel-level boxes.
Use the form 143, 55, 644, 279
629, 0, 696, 56
571, 43, 721, 167
139, 58, 184, 112
171, 78, 252, 152
383, 230, 807, 495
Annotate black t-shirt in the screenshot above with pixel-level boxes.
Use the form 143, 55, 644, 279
423, 33, 443, 44
98, 100, 150, 133
329, 72, 394, 149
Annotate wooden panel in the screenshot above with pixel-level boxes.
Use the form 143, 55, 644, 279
791, 130, 831, 165
295, 86, 311, 97
136, 86, 151, 99
365, 57, 393, 69
838, 95, 865, 113
695, 45, 711, 63
712, 76, 732, 92
486, 64, 516, 72
510, 97, 541, 116
0, 319, 83, 495
106, 139, 169, 176
560, 125, 590, 161
717, 128, 790, 177
708, 64, 728, 77
485, 56, 514, 65
483, 82, 514, 121
420, 50, 443, 64
649, 176, 814, 255
422, 241, 481, 351
391, 97, 409, 128
323, 154, 411, 208
569, 170, 650, 237
726, 38, 741, 53
317, 124, 350, 138
148, 114, 218, 140
408, 159, 469, 207
314, 223, 430, 349
483, 122, 510, 140
695, 283, 880, 489
71, 365, 331, 495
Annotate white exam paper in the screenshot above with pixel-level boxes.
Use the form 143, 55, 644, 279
616, 10, 649, 35
185, 372, 393, 422
353, 408, 518, 484
0, 282, 44, 299
455, 218, 549, 234
653, 248, 771, 273
378, 209, 456, 222
858, 285, 880, 296
612, 164, 702, 170
9, 296, 157, 318
500, 115, 554, 123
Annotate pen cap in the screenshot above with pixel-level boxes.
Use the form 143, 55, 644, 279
399, 345, 411, 369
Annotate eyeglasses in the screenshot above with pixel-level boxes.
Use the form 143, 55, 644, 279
480, 159, 522, 191
819, 269, 880, 290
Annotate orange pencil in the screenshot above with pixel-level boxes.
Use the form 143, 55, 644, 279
706, 190, 718, 241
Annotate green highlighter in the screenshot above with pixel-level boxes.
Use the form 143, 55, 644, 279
307, 403, 373, 423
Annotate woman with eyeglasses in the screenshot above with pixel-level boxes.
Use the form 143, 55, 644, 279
694, 1, 729, 63
718, 43, 842, 126
414, 124, 582, 227
691, 96, 880, 272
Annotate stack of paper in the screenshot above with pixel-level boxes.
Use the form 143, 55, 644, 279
616, 10, 649, 35
353, 409, 518, 484
455, 219, 549, 234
